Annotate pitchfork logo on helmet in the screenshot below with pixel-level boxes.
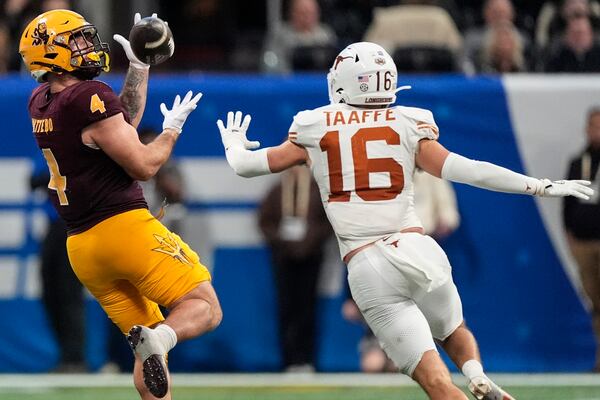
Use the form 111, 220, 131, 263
327, 42, 399, 106
19, 9, 110, 82
31, 22, 49, 46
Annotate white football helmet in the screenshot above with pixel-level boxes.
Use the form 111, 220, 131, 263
327, 42, 398, 106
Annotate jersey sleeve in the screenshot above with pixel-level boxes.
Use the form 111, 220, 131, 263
287, 109, 321, 147
67, 80, 129, 131
398, 106, 440, 153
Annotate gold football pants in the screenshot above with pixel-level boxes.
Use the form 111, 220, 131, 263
67, 208, 211, 333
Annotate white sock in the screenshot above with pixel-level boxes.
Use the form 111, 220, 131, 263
154, 324, 178, 353
462, 359, 486, 381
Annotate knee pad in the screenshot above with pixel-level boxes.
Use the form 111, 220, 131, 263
363, 301, 436, 377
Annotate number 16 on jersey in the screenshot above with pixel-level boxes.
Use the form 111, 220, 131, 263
319, 126, 404, 203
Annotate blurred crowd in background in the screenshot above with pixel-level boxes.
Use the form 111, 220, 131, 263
2, 0, 600, 75
4, 0, 600, 375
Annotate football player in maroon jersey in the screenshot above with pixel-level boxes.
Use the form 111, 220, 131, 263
20, 10, 220, 399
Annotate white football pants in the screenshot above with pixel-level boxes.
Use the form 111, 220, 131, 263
347, 233, 463, 376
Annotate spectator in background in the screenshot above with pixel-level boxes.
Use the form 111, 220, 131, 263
479, 21, 527, 73
138, 128, 187, 233
544, 16, 600, 72
30, 164, 86, 373
563, 107, 600, 372
0, 20, 9, 73
462, 0, 529, 73
537, 0, 600, 49
413, 171, 461, 240
258, 165, 333, 372
342, 170, 461, 373
363, 2, 463, 73
3, 0, 40, 71
2, 0, 72, 71
262, 0, 337, 73
321, 0, 388, 48
400, 0, 464, 30
552, 0, 597, 33
102, 128, 188, 373
158, 0, 235, 70
341, 292, 398, 373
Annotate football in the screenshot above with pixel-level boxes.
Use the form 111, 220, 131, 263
128, 16, 174, 65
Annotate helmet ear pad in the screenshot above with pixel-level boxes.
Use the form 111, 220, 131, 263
327, 71, 350, 105
327, 42, 398, 106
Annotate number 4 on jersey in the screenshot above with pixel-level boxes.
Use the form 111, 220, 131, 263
42, 148, 68, 205
90, 93, 106, 114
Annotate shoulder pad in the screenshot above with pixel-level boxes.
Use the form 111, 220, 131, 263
94, 79, 112, 88
28, 83, 50, 108
65, 80, 114, 102
31, 83, 49, 98
396, 106, 435, 125
293, 109, 322, 127
77, 79, 112, 91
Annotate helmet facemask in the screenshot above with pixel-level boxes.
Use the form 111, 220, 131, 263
66, 25, 110, 80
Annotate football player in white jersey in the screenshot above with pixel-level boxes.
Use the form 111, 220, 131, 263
216, 42, 593, 400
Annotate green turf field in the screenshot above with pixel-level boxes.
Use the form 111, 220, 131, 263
1, 374, 599, 400
3, 386, 600, 400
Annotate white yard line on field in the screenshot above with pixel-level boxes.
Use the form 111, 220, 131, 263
0, 373, 598, 389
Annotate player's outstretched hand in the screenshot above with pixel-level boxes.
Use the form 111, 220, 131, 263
541, 179, 594, 200
113, 12, 167, 69
160, 91, 202, 133
217, 111, 261, 151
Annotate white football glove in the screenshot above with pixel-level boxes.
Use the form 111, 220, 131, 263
216, 111, 261, 150
539, 179, 594, 200
160, 91, 202, 133
113, 12, 165, 70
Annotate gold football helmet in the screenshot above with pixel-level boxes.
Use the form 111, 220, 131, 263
19, 9, 110, 82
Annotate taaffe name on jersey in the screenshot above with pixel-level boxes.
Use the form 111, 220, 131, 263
324, 109, 396, 126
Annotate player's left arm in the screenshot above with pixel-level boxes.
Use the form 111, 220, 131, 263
113, 13, 154, 128
83, 91, 201, 181
416, 139, 594, 200
217, 111, 308, 177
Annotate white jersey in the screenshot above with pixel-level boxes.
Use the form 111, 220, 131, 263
288, 103, 439, 258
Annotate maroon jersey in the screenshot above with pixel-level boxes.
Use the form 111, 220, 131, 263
28, 80, 147, 234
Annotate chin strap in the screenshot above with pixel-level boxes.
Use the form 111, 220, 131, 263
332, 86, 411, 105
395, 85, 412, 93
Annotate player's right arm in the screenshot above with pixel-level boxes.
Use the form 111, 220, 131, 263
118, 62, 148, 129
83, 91, 201, 181
113, 12, 157, 128
416, 139, 594, 200
217, 111, 308, 177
